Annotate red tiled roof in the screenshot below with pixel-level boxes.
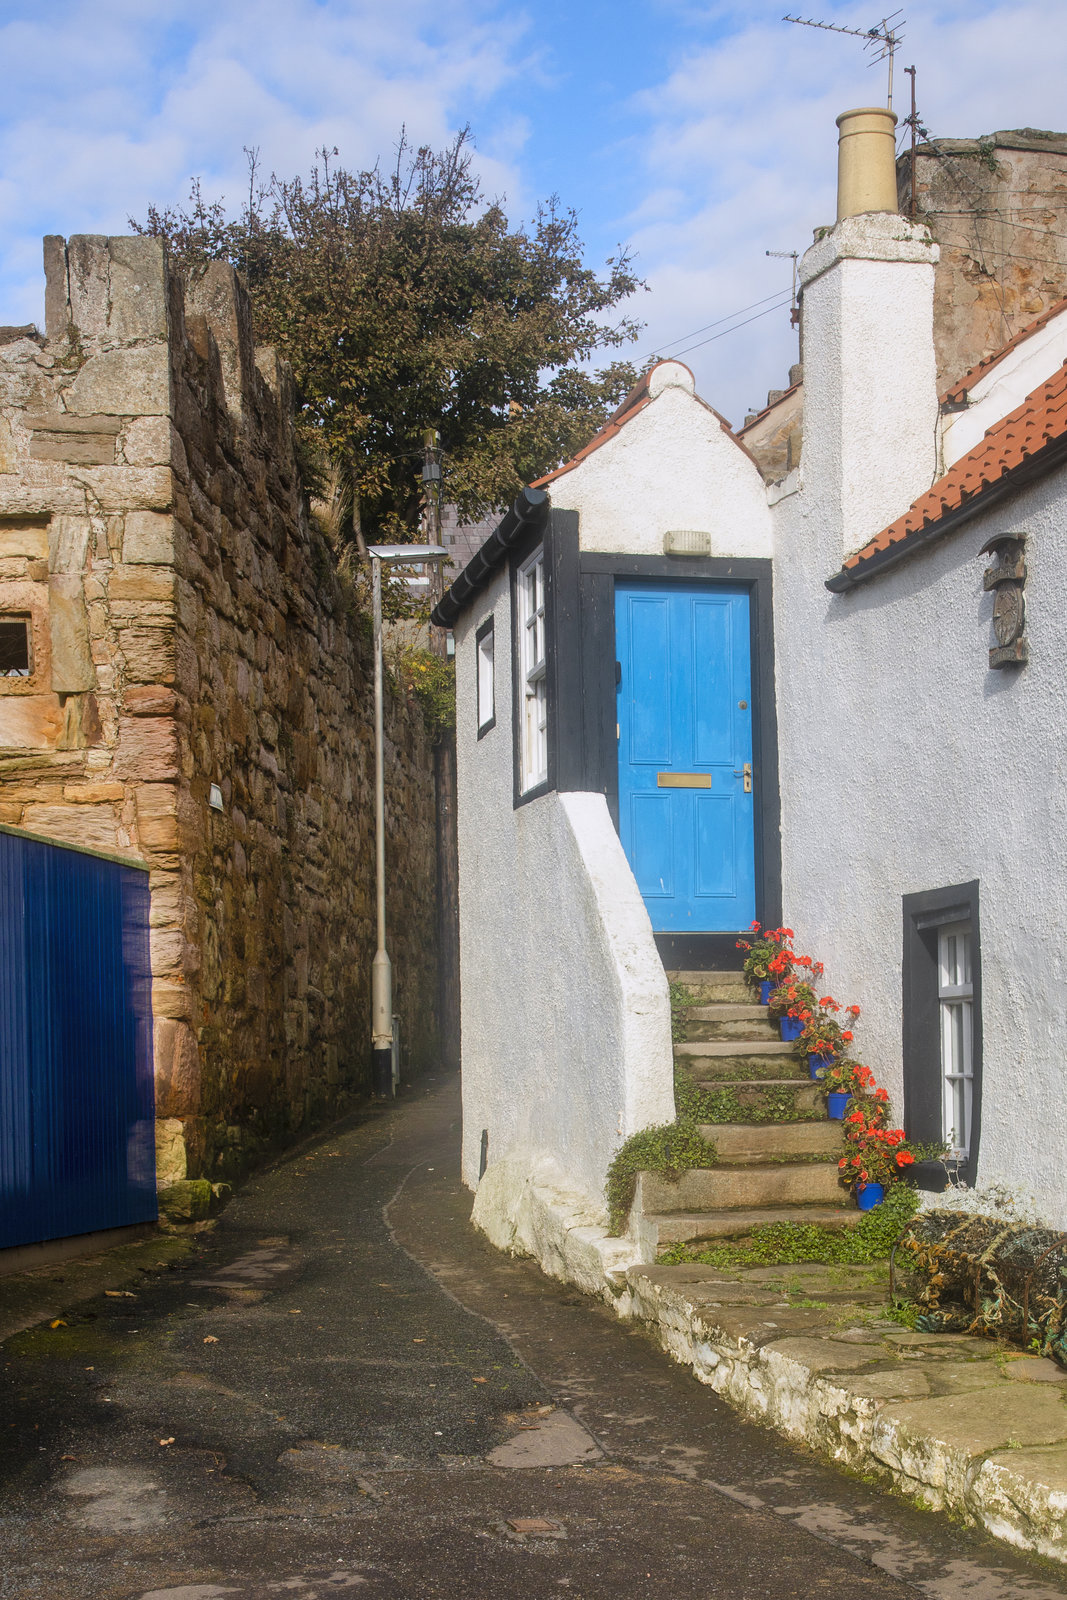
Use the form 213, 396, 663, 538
941, 294, 1067, 404
828, 359, 1067, 591
532, 371, 653, 488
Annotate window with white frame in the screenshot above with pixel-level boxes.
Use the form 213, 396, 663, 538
517, 547, 548, 790
476, 617, 495, 735
938, 920, 974, 1160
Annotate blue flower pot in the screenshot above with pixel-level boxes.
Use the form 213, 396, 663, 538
808, 1052, 832, 1079
759, 979, 773, 1005
780, 1016, 804, 1042
827, 1091, 851, 1120
856, 1182, 885, 1211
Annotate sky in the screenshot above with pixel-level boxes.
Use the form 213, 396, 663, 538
2, 0, 1067, 428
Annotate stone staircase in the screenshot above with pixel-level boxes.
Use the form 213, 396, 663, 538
629, 969, 857, 1256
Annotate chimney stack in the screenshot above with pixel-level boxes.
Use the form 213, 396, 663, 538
836, 108, 899, 220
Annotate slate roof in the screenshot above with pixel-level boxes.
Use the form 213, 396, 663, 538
827, 359, 1067, 591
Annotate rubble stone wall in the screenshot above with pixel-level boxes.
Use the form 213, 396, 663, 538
900, 130, 1067, 391
0, 234, 439, 1186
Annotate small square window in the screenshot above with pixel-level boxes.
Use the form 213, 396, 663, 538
0, 615, 31, 678
476, 617, 495, 735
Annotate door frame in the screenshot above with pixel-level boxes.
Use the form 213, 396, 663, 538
521, 514, 782, 968
560, 536, 781, 968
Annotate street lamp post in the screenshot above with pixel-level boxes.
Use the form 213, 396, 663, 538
367, 543, 448, 1098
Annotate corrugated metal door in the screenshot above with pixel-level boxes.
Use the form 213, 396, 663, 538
0, 827, 156, 1250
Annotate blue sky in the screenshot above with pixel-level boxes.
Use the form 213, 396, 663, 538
2, 0, 1066, 426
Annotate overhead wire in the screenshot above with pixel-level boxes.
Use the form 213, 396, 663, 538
639, 287, 794, 366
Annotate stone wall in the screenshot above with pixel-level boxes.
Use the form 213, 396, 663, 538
0, 235, 440, 1189
900, 130, 1067, 391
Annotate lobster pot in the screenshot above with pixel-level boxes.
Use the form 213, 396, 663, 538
896, 1210, 1067, 1365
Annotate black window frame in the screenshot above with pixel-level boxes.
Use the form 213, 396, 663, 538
902, 879, 982, 1190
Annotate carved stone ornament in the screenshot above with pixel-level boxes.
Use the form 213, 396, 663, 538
979, 530, 1028, 668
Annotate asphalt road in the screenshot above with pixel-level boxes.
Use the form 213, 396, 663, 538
2, 1075, 1066, 1600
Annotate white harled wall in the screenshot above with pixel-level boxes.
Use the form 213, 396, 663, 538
771, 212, 1067, 1223
455, 361, 773, 1236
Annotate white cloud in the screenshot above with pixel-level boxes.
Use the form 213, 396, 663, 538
0, 0, 530, 325
619, 1, 1067, 424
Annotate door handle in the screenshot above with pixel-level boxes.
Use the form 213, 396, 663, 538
733, 762, 753, 793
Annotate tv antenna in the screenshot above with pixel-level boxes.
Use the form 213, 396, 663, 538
783, 11, 905, 110
766, 250, 800, 327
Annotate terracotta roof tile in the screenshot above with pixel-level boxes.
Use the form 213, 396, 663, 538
830, 359, 1067, 589
941, 294, 1067, 403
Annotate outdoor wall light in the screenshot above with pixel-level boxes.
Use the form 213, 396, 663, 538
367, 543, 449, 1099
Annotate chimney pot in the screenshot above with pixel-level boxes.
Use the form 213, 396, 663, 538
836, 107, 899, 221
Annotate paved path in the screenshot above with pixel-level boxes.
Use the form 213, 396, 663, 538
2, 1076, 1065, 1599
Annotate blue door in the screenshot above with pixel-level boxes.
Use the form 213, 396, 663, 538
616, 582, 755, 932
0, 829, 157, 1250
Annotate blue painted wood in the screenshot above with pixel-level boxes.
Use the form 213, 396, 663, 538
616, 582, 755, 932
0, 830, 156, 1250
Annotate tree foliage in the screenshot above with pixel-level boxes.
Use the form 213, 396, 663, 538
133, 132, 644, 542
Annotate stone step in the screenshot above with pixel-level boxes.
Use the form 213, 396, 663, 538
667, 970, 750, 1004
680, 1048, 802, 1082
686, 1008, 778, 1041
636, 1161, 844, 1215
691, 1079, 823, 1116
676, 1038, 794, 1058
697, 1121, 843, 1165
637, 1203, 860, 1250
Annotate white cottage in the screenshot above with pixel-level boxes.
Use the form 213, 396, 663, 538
432, 106, 1067, 1276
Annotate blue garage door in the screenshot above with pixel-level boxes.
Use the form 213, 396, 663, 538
0, 828, 156, 1250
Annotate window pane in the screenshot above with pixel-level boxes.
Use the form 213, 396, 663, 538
477, 627, 494, 729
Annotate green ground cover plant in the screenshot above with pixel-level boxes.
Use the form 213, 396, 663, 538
658, 1183, 919, 1269
606, 1122, 718, 1235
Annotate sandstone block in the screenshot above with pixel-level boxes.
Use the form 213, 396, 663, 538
114, 715, 179, 779
157, 1178, 212, 1223
0, 694, 62, 749
150, 927, 188, 976
66, 235, 110, 339
154, 1017, 201, 1117
48, 574, 95, 692
20, 802, 120, 853
0, 523, 47, 559
108, 566, 177, 604
65, 346, 169, 417
107, 236, 168, 342
151, 979, 196, 1020
124, 684, 179, 717
63, 782, 124, 802
48, 514, 92, 575
0, 416, 15, 475
155, 1116, 188, 1183
60, 466, 173, 513
30, 432, 115, 465
123, 416, 179, 469
123, 510, 173, 565
43, 235, 70, 340
0, 802, 23, 823
136, 782, 180, 851
117, 625, 176, 684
